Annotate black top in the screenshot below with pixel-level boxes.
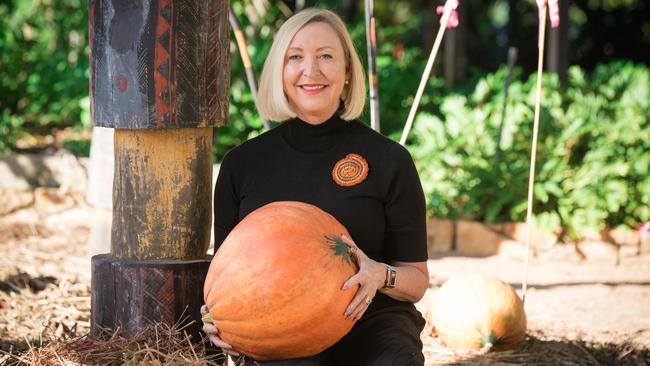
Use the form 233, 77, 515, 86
213, 111, 428, 314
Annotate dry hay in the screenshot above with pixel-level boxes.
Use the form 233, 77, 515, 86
0, 320, 226, 366
1, 326, 648, 366
423, 330, 650, 365
0, 270, 89, 354
1, 218, 91, 352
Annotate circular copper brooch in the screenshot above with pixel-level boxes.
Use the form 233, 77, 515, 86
332, 153, 369, 187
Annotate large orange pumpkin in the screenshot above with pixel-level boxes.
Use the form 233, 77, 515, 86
203, 201, 358, 361
431, 273, 527, 351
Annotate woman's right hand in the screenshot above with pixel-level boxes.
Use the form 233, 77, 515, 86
200, 305, 240, 356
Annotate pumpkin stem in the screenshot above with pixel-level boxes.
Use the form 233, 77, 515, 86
202, 312, 213, 324
479, 342, 494, 355
479, 330, 499, 350
325, 235, 353, 266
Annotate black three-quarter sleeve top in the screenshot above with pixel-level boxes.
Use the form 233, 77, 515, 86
213, 110, 428, 314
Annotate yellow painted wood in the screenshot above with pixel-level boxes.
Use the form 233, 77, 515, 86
112, 127, 213, 260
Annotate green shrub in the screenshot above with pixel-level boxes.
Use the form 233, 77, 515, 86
408, 61, 650, 236
0, 0, 89, 152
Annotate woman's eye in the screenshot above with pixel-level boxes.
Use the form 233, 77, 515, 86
319, 54, 333, 59
288, 54, 302, 60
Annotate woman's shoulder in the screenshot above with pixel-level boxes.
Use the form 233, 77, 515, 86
222, 126, 282, 159
219, 126, 283, 172
347, 119, 413, 159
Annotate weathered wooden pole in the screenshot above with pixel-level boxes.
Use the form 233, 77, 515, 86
229, 6, 270, 131
546, 0, 568, 83
443, 0, 465, 87
88, 0, 230, 339
364, 0, 380, 132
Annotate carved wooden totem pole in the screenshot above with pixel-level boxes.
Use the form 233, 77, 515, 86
89, 0, 229, 339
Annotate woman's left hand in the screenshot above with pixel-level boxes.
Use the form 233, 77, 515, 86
340, 235, 386, 320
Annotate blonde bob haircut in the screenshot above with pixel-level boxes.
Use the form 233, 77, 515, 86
256, 9, 366, 122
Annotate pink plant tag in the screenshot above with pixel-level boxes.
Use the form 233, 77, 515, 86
548, 0, 560, 28
536, 0, 560, 47
640, 221, 650, 234
436, 0, 459, 29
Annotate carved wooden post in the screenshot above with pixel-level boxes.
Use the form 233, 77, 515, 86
88, 0, 229, 339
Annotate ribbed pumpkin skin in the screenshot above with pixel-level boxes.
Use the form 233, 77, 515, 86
431, 273, 527, 351
203, 201, 358, 361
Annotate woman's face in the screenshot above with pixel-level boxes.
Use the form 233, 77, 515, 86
283, 22, 348, 124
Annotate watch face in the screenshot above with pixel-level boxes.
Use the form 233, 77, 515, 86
384, 265, 397, 288
388, 267, 397, 287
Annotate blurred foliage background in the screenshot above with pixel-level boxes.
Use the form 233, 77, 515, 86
409, 62, 649, 238
0, 0, 648, 235
0, 0, 90, 153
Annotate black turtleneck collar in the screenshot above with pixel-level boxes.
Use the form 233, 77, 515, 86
281, 106, 349, 154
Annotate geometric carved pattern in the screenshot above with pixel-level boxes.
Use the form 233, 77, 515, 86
161, 5, 172, 22
159, 30, 170, 53
157, 59, 169, 79
89, 0, 229, 128
160, 87, 169, 101
155, 0, 173, 127
90, 254, 211, 340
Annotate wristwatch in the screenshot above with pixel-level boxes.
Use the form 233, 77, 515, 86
383, 264, 397, 289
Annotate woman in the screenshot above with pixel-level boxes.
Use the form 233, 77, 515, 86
202, 8, 429, 366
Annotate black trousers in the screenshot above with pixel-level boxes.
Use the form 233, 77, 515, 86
242, 307, 425, 366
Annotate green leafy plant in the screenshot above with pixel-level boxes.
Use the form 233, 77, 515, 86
408, 61, 650, 238
0, 0, 89, 152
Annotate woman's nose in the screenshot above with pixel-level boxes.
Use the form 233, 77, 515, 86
302, 56, 321, 77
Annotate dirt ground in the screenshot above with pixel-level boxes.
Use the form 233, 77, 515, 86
1, 188, 649, 365
419, 254, 650, 346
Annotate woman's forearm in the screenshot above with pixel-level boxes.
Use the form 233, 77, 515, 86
376, 261, 429, 303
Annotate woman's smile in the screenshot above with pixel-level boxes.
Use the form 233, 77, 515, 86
299, 83, 328, 94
